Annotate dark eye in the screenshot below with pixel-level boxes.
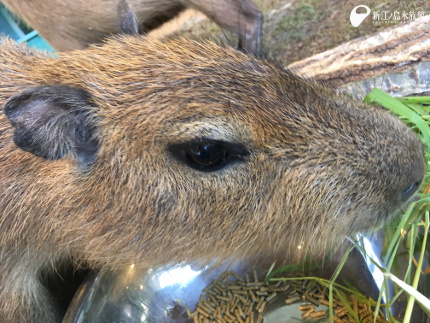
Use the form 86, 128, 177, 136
188, 142, 227, 167
169, 139, 249, 172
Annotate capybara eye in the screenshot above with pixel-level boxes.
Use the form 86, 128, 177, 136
188, 142, 226, 168
169, 139, 249, 172
401, 181, 421, 202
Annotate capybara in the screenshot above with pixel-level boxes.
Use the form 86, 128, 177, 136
1, 0, 262, 53
0, 36, 425, 322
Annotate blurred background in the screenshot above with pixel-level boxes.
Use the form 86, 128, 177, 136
0, 1, 54, 52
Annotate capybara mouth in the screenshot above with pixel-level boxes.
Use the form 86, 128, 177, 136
42, 265, 92, 319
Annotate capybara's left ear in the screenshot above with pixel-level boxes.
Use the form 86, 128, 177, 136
4, 85, 98, 165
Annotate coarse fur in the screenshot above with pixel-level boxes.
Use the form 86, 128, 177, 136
1, 0, 262, 54
0, 36, 425, 322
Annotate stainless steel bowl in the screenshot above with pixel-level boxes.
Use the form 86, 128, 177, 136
62, 231, 423, 323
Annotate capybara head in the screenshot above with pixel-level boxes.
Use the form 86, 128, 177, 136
0, 36, 425, 322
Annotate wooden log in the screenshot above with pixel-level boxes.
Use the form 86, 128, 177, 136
287, 15, 430, 90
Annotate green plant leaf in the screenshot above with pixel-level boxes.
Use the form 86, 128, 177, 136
365, 88, 430, 147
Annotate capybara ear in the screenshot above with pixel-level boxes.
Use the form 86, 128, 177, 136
4, 85, 98, 165
117, 0, 139, 35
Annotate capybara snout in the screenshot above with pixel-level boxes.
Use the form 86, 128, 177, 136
0, 36, 425, 322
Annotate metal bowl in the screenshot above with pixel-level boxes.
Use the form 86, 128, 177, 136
62, 231, 421, 323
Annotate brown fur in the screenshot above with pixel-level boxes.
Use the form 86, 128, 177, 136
1, 0, 262, 53
0, 36, 425, 322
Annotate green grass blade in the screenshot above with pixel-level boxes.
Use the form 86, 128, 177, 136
365, 88, 430, 146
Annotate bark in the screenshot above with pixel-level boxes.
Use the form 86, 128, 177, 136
287, 15, 430, 97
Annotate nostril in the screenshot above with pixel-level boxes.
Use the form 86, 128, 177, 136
401, 181, 422, 202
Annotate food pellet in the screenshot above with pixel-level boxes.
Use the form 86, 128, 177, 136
305, 294, 319, 306
319, 298, 330, 306
309, 310, 327, 319
352, 296, 358, 314
333, 316, 344, 323
265, 292, 277, 302
248, 290, 258, 302
235, 309, 245, 323
311, 292, 325, 299
301, 307, 315, 319
299, 304, 314, 311
228, 285, 242, 290
256, 291, 268, 296
231, 271, 244, 282
253, 270, 259, 282
187, 270, 389, 322
335, 307, 348, 317
238, 305, 245, 318
285, 295, 301, 304
257, 301, 266, 313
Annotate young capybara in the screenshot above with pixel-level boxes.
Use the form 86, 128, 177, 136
0, 36, 425, 322
1, 0, 262, 54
